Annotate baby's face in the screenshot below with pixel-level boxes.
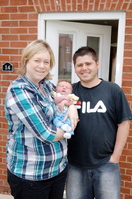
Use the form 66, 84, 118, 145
56, 81, 72, 95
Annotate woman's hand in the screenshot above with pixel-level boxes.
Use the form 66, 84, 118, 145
62, 104, 79, 130
53, 128, 65, 141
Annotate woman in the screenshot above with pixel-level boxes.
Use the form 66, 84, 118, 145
4, 40, 78, 199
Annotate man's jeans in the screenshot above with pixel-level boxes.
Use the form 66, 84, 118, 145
66, 162, 121, 199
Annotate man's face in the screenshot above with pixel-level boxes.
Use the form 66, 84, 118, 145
74, 55, 100, 86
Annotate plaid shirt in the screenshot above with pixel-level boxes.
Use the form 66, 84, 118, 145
5, 76, 67, 181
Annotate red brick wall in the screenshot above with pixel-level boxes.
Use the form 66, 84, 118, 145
0, 0, 132, 198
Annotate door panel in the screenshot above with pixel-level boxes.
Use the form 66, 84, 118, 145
46, 20, 111, 85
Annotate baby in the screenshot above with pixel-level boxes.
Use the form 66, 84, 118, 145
52, 80, 79, 139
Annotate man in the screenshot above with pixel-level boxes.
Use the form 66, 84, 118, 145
66, 46, 132, 199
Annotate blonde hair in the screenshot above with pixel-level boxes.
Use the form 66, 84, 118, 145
19, 40, 55, 79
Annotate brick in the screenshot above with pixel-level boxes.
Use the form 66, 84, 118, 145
0, 92, 6, 99
1, 6, 17, 13
105, 0, 111, 10
0, 81, 10, 87
126, 19, 132, 26
126, 11, 132, 18
124, 194, 132, 199
122, 3, 128, 10
10, 28, 28, 34
125, 182, 132, 189
2, 35, 19, 40
2, 21, 19, 27
10, 14, 28, 20
39, 0, 46, 12
125, 27, 132, 34
28, 0, 34, 5
20, 34, 37, 40
10, 41, 27, 47
20, 21, 37, 26
44, 0, 50, 4
124, 43, 132, 50
33, 0, 39, 5
122, 87, 131, 94
34, 5, 41, 12
98, 3, 105, 10
0, 28, 9, 34
120, 161, 132, 169
125, 35, 132, 42
124, 51, 132, 57
18, 6, 35, 12
0, 14, 9, 20
123, 73, 132, 80
0, 141, 6, 147
29, 13, 38, 19
128, 3, 132, 10
10, 56, 21, 61
120, 155, 127, 161
124, 59, 132, 65
127, 136, 132, 144
128, 143, 132, 149
126, 169, 132, 175
121, 187, 130, 195
0, 0, 9, 6
46, 5, 52, 11
0, 55, 10, 61
122, 174, 131, 182
123, 66, 132, 72
110, 3, 117, 10
2, 49, 19, 55
10, 0, 27, 5
29, 28, 37, 33
0, 42, 9, 47
2, 74, 18, 80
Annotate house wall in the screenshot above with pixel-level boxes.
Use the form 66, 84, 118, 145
0, 0, 132, 198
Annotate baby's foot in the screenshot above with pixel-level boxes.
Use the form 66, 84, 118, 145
64, 133, 71, 139
61, 124, 71, 132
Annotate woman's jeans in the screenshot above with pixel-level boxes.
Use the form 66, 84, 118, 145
66, 162, 121, 199
7, 167, 67, 199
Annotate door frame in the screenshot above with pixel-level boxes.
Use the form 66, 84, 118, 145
38, 12, 126, 87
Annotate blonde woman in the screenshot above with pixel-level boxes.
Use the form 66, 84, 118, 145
5, 40, 78, 199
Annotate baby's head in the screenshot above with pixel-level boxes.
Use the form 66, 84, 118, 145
56, 80, 72, 95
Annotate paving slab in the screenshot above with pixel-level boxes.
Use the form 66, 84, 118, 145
0, 194, 13, 199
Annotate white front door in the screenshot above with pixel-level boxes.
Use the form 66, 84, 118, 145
46, 20, 111, 85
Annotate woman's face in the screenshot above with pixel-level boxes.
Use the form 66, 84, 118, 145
25, 51, 51, 85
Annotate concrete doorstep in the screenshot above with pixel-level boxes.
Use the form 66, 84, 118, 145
0, 194, 13, 199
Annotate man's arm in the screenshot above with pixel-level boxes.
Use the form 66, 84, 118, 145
110, 120, 130, 163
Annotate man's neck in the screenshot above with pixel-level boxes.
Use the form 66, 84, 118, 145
81, 78, 102, 88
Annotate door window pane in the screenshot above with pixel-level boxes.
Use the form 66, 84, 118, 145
58, 34, 73, 82
87, 36, 99, 56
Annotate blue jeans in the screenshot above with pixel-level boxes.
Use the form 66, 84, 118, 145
7, 167, 67, 199
66, 162, 121, 199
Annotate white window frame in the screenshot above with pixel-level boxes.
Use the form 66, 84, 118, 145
38, 12, 126, 87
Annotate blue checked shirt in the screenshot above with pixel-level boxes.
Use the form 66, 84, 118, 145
5, 76, 67, 181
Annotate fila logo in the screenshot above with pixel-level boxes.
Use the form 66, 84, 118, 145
75, 100, 107, 113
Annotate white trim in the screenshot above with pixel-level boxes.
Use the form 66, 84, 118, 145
115, 13, 126, 87
38, 12, 126, 87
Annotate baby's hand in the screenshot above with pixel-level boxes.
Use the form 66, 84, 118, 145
58, 98, 73, 111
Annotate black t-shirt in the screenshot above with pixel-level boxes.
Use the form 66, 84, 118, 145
68, 80, 132, 168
